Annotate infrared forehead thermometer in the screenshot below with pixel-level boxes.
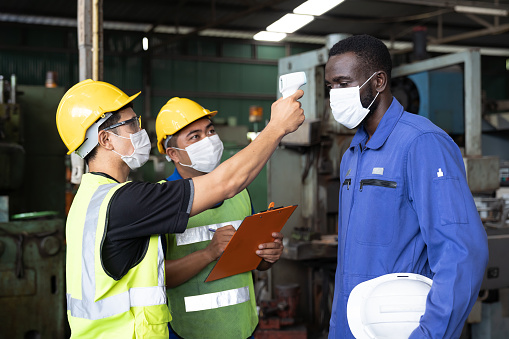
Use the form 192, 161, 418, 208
279, 72, 307, 99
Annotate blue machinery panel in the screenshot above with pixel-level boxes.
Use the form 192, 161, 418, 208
408, 68, 465, 135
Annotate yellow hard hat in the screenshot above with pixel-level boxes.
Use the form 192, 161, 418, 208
156, 97, 217, 154
56, 79, 140, 155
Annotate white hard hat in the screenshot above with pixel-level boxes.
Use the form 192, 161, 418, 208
347, 273, 432, 339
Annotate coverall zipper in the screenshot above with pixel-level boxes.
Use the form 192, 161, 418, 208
359, 179, 397, 192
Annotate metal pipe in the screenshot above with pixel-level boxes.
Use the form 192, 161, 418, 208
0, 75, 4, 104
98, 0, 103, 81
464, 49, 482, 157
10, 74, 16, 104
75, 0, 93, 184
92, 0, 98, 81
92, 0, 103, 80
412, 26, 428, 61
495, 0, 500, 26
78, 0, 92, 81
438, 13, 443, 39
429, 23, 509, 45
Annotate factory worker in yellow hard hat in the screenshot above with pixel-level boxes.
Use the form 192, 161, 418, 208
156, 97, 284, 339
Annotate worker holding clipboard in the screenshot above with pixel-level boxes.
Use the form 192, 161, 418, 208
156, 98, 291, 339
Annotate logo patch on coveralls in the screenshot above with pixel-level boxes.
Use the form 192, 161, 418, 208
372, 167, 384, 175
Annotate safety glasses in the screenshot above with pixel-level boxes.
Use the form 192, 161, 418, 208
103, 115, 141, 132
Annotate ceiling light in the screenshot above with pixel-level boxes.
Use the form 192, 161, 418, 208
267, 14, 314, 34
454, 5, 508, 16
253, 31, 287, 42
294, 0, 345, 16
142, 37, 149, 50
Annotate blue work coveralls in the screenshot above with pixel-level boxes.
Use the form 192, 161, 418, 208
329, 98, 489, 338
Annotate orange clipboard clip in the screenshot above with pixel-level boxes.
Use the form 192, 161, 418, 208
204, 203, 297, 283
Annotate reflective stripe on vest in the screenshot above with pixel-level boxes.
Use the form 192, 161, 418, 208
176, 220, 243, 246
66, 183, 166, 320
184, 286, 250, 312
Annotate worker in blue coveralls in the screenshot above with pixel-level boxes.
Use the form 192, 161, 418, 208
155, 97, 284, 339
325, 34, 489, 338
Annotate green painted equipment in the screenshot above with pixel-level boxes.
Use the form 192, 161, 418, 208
0, 218, 67, 338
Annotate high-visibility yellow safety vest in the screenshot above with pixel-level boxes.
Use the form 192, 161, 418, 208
167, 189, 258, 339
66, 173, 170, 338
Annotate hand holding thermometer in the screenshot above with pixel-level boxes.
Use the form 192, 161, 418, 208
279, 72, 307, 99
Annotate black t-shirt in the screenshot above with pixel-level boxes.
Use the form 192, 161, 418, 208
94, 173, 193, 280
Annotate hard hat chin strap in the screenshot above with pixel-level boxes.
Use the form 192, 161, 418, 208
75, 112, 113, 159
164, 135, 173, 149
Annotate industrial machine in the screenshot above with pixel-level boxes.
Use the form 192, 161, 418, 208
255, 284, 307, 338
0, 75, 68, 338
0, 75, 24, 217
269, 35, 509, 336
0, 217, 66, 338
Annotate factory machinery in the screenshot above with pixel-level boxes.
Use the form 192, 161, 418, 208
0, 75, 68, 338
265, 35, 509, 337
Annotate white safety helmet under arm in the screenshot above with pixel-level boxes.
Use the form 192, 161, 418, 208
347, 273, 432, 339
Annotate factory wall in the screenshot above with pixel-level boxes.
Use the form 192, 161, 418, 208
3, 26, 508, 127
0, 25, 315, 123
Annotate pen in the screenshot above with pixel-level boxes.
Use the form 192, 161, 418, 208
209, 228, 216, 232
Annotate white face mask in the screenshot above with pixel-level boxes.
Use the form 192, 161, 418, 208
172, 134, 224, 173
109, 129, 151, 170
330, 72, 380, 129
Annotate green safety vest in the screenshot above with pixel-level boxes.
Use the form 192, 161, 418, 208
66, 173, 170, 338
167, 189, 258, 339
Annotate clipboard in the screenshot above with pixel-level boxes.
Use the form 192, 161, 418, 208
205, 204, 297, 282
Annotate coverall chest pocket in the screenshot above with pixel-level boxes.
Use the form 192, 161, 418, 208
351, 178, 400, 246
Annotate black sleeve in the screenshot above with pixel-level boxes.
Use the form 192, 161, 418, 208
108, 179, 192, 240
101, 178, 193, 280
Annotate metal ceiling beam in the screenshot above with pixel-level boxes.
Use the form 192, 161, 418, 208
378, 9, 442, 40
145, 0, 190, 34
148, 0, 288, 54
429, 23, 509, 44
316, 8, 507, 37
377, 0, 509, 11
464, 13, 494, 29
1, 10, 500, 38
318, 9, 452, 24
367, 1, 509, 52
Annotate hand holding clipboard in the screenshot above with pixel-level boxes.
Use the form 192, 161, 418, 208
205, 203, 297, 282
